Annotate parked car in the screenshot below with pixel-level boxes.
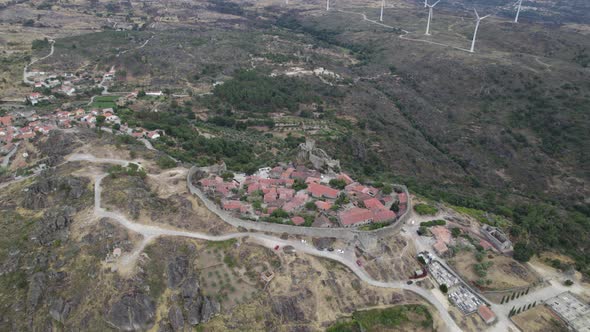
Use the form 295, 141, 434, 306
274, 245, 280, 251
356, 260, 362, 267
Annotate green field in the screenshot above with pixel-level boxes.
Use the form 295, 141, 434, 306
326, 305, 433, 331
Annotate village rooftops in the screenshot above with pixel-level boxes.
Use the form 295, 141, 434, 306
291, 216, 305, 226
307, 182, 339, 199
477, 305, 496, 325
339, 207, 373, 226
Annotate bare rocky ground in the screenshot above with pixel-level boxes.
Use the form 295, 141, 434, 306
0, 131, 442, 331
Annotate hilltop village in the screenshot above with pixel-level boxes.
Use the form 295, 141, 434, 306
195, 163, 408, 228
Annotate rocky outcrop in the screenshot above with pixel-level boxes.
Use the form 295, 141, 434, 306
24, 174, 89, 210
38, 131, 79, 166
179, 275, 220, 326
162, 258, 220, 328
271, 296, 307, 323
49, 297, 72, 323
105, 293, 156, 331
27, 272, 46, 312
166, 256, 188, 289
167, 305, 184, 332
34, 206, 76, 245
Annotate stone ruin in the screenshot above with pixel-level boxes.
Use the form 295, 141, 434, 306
297, 139, 340, 174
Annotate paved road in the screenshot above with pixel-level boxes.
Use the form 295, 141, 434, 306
73, 155, 460, 331
23, 39, 55, 85
2, 142, 19, 168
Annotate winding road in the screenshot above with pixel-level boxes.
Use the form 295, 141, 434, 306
336, 9, 472, 53
23, 38, 55, 85
67, 153, 462, 331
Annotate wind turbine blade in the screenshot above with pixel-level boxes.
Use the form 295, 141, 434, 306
433, 0, 440, 6
482, 14, 491, 19
473, 8, 479, 19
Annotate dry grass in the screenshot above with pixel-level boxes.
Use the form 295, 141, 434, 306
512, 305, 569, 332
450, 250, 538, 290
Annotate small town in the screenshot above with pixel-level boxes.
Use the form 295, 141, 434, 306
195, 164, 407, 228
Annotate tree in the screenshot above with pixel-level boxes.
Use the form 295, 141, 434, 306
451, 227, 462, 238
564, 279, 574, 286
138, 90, 146, 97
511, 293, 516, 300
390, 201, 399, 212
95, 115, 106, 130
513, 242, 534, 262
439, 284, 448, 293
328, 178, 346, 190
112, 123, 121, 131
500, 296, 506, 304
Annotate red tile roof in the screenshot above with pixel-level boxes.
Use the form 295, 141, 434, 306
339, 208, 373, 226
307, 183, 339, 199
364, 198, 385, 210
337, 173, 354, 185
291, 216, 305, 226
477, 305, 496, 323
373, 209, 396, 222
315, 200, 332, 211
398, 192, 407, 204
0, 116, 12, 126
222, 200, 243, 211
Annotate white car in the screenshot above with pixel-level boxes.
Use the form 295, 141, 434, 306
336, 249, 344, 254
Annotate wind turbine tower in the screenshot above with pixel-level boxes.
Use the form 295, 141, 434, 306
424, 0, 440, 36
380, 0, 385, 22
326, 0, 330, 11
514, 0, 523, 23
470, 9, 490, 53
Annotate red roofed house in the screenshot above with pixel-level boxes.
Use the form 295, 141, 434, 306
337, 173, 354, 185
477, 305, 496, 325
0, 116, 12, 126
264, 189, 278, 203
398, 192, 408, 204
339, 208, 373, 227
291, 216, 305, 226
222, 200, 243, 211
373, 209, 396, 222
364, 198, 385, 210
315, 200, 332, 211
307, 183, 339, 199
247, 182, 261, 194
277, 188, 295, 200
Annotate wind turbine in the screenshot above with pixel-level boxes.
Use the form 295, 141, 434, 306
470, 9, 490, 53
424, 0, 440, 36
514, 0, 523, 23
380, 0, 385, 22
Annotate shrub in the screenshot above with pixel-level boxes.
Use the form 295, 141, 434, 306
156, 156, 176, 169
439, 284, 448, 293
414, 203, 439, 215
